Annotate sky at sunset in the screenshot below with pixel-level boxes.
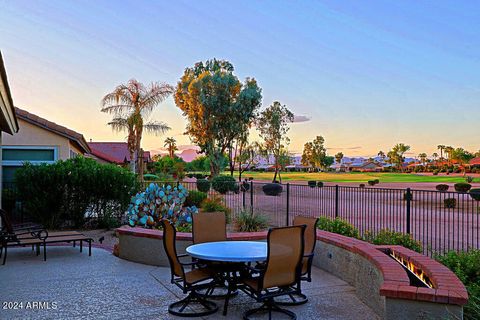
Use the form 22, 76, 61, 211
1, 1, 479, 158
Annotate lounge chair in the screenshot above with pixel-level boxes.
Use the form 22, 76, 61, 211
0, 209, 93, 265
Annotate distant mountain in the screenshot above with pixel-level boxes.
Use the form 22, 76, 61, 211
178, 148, 201, 162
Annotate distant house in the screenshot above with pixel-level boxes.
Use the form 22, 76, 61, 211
1, 107, 90, 185
0, 52, 19, 194
88, 141, 151, 166
468, 157, 480, 168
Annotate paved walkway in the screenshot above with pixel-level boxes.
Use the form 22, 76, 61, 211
1, 247, 379, 319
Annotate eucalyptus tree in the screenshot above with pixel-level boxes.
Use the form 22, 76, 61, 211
301, 136, 328, 170
335, 152, 344, 164
257, 101, 294, 182
101, 79, 173, 179
175, 59, 262, 177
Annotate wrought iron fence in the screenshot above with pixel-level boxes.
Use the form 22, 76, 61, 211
142, 180, 480, 255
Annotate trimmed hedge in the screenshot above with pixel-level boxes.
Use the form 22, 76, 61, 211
469, 189, 480, 201
365, 229, 423, 253
455, 183, 472, 193
308, 180, 316, 188
444, 198, 457, 209
184, 190, 207, 207
436, 184, 449, 192
196, 179, 211, 193
15, 157, 137, 229
262, 183, 283, 196
211, 175, 237, 194
317, 217, 359, 238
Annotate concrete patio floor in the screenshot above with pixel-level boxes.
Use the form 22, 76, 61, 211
1, 246, 379, 320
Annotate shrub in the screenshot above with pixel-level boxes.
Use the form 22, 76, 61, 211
212, 175, 237, 194
455, 183, 472, 193
368, 180, 376, 186
15, 157, 137, 229
195, 173, 205, 179
185, 190, 207, 207
317, 217, 359, 238
127, 183, 198, 231
435, 184, 449, 192
1, 188, 17, 214
433, 170, 439, 175
235, 210, 269, 232
359, 184, 365, 188
366, 229, 423, 253
437, 250, 480, 320
448, 168, 454, 173
187, 173, 194, 178
317, 181, 324, 188
444, 198, 457, 209
373, 179, 380, 184
469, 189, 480, 201
201, 195, 231, 223
308, 180, 316, 188
466, 176, 475, 183
262, 183, 283, 196
196, 179, 211, 193
248, 177, 254, 181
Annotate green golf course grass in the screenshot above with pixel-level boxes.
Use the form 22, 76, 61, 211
228, 171, 474, 183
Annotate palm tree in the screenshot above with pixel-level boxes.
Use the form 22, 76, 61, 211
444, 146, 454, 165
101, 79, 173, 179
432, 152, 438, 162
437, 145, 445, 160
418, 153, 428, 166
377, 150, 385, 159
164, 137, 178, 158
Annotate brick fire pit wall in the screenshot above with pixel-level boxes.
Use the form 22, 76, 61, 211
116, 226, 468, 319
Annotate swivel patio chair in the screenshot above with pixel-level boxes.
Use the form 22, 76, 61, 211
192, 211, 237, 298
161, 219, 218, 317
241, 225, 306, 320
276, 215, 319, 305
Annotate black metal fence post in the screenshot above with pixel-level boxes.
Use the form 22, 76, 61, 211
286, 183, 290, 226
335, 185, 339, 218
242, 183, 246, 209
406, 188, 411, 234
250, 181, 254, 214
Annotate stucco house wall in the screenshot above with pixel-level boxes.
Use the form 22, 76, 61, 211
2, 119, 75, 160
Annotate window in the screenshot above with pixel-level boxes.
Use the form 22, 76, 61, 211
1, 146, 58, 166
70, 150, 79, 159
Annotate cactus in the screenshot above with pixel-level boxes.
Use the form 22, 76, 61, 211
126, 183, 198, 230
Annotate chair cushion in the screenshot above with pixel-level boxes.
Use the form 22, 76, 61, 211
184, 268, 213, 285
243, 277, 260, 292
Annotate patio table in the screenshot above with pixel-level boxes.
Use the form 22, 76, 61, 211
186, 241, 267, 315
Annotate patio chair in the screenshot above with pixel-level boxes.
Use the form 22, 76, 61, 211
276, 215, 319, 305
192, 211, 227, 244
191, 211, 237, 298
241, 225, 306, 320
161, 219, 218, 317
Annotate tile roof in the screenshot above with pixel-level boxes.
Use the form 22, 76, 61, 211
88, 142, 151, 164
470, 157, 480, 165
15, 107, 90, 153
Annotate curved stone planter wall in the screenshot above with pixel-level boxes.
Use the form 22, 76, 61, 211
116, 226, 467, 319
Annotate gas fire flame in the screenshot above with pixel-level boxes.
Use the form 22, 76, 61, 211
390, 250, 434, 288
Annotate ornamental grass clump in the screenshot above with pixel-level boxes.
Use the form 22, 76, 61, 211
127, 183, 198, 231
201, 195, 232, 222
235, 210, 269, 232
